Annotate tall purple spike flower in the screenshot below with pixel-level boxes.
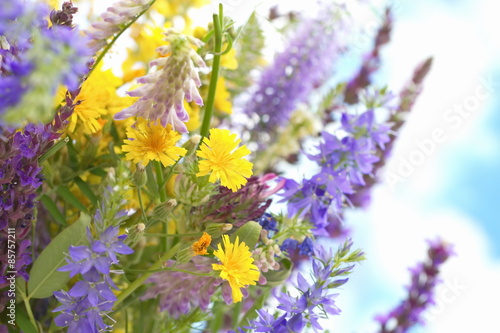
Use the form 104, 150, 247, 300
55, 225, 133, 331
375, 238, 454, 333
114, 29, 205, 132
0, 0, 90, 123
244, 4, 346, 135
141, 258, 222, 318
242, 240, 363, 333
0, 101, 74, 312
346, 57, 433, 208
344, 8, 393, 104
85, 0, 150, 52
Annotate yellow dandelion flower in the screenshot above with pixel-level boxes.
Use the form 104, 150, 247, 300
214, 77, 232, 115
192, 232, 212, 256
122, 118, 187, 167
212, 235, 260, 303
66, 64, 123, 134
196, 129, 253, 192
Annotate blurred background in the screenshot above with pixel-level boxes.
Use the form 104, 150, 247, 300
325, 0, 500, 331
85, 0, 500, 331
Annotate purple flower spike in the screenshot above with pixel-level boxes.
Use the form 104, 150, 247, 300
375, 238, 454, 333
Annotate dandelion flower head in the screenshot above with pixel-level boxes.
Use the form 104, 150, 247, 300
196, 128, 253, 192
122, 117, 187, 167
212, 234, 260, 303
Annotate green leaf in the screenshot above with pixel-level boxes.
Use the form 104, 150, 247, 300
90, 167, 107, 178
74, 177, 98, 205
39, 194, 66, 226
56, 185, 88, 213
28, 213, 91, 299
38, 137, 69, 164
230, 221, 262, 249
16, 309, 38, 333
263, 259, 293, 287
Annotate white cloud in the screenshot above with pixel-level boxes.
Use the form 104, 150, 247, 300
326, 183, 500, 332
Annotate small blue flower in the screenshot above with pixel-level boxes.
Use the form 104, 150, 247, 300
92, 226, 134, 263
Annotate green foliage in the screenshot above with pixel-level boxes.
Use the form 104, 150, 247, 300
230, 221, 262, 249
225, 12, 265, 96
28, 213, 91, 299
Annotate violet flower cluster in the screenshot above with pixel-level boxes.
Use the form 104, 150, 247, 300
0, 0, 90, 123
235, 240, 364, 333
141, 258, 223, 318
0, 115, 71, 294
243, 4, 346, 136
279, 109, 390, 234
54, 225, 133, 332
375, 238, 454, 333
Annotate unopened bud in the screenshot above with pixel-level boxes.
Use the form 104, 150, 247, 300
152, 199, 178, 220
133, 163, 147, 188
176, 246, 194, 263
126, 222, 146, 246
183, 134, 202, 156
206, 223, 233, 239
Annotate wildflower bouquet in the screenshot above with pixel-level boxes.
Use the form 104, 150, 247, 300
0, 0, 454, 332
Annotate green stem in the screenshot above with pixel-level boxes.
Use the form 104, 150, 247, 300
114, 242, 181, 308
154, 161, 168, 252
88, 0, 157, 78
154, 161, 167, 203
144, 232, 201, 237
199, 10, 224, 139
137, 188, 149, 225
18, 285, 38, 332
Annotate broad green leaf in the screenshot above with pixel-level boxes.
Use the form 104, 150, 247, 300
263, 259, 293, 287
39, 194, 66, 226
16, 309, 38, 333
56, 185, 88, 213
230, 221, 262, 249
28, 213, 90, 299
74, 176, 98, 205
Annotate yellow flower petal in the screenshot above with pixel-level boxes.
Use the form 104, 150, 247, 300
212, 235, 260, 303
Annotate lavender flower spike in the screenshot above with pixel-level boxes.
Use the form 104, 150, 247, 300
244, 4, 346, 134
375, 238, 454, 333
114, 29, 206, 132
86, 0, 150, 52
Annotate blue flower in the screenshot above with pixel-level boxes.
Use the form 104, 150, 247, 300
59, 245, 113, 277
92, 226, 134, 263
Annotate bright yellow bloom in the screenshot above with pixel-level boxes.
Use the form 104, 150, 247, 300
122, 118, 187, 167
196, 129, 253, 192
64, 64, 123, 134
192, 232, 212, 255
212, 235, 260, 303
214, 77, 232, 114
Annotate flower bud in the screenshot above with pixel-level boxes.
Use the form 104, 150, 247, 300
133, 163, 147, 188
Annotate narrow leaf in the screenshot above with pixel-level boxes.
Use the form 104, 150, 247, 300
56, 185, 88, 213
230, 221, 262, 249
74, 176, 98, 205
39, 194, 66, 226
28, 213, 91, 299
38, 137, 69, 164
